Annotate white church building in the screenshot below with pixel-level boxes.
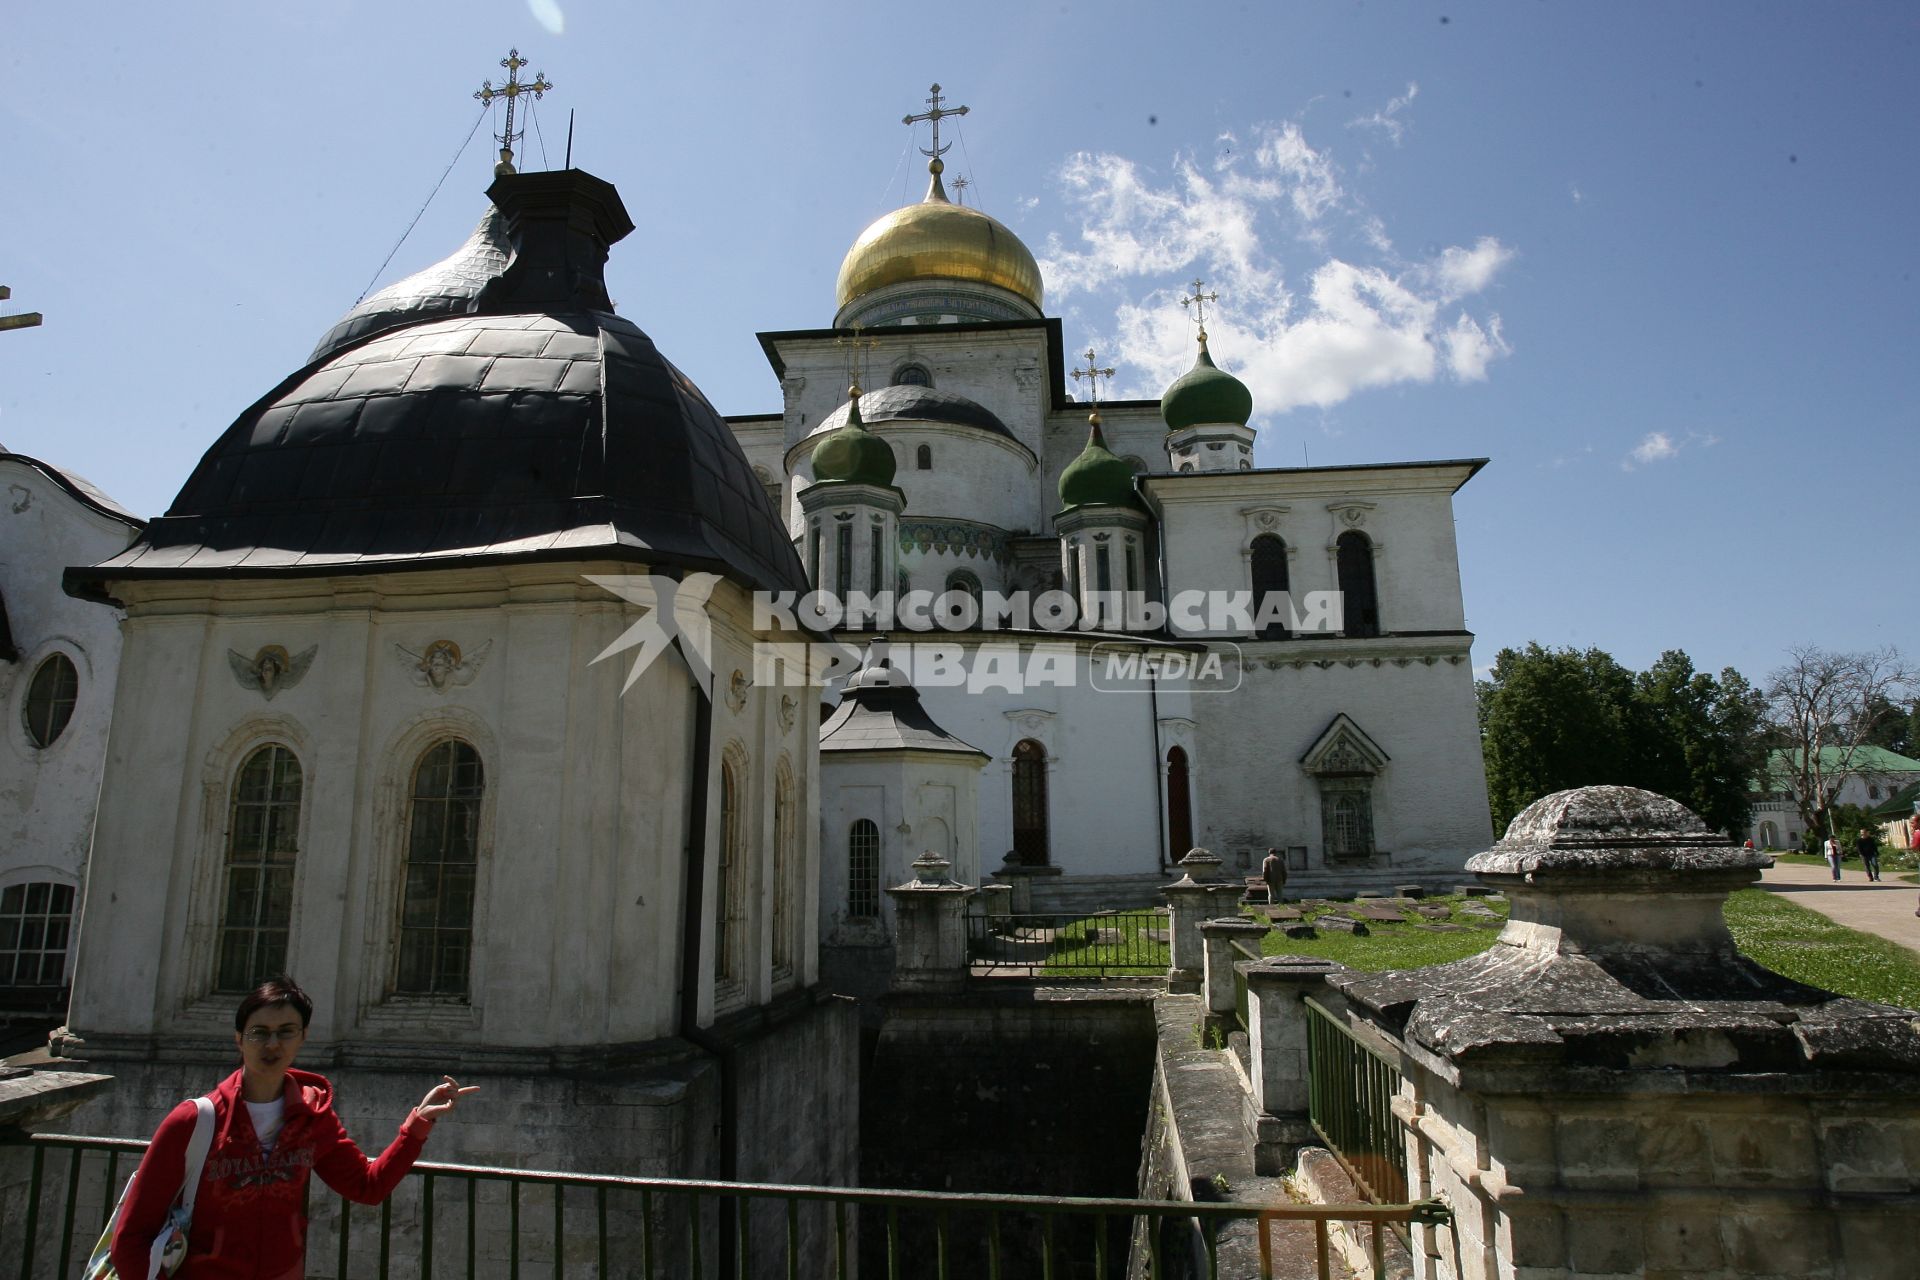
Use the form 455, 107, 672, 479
725, 141, 1494, 939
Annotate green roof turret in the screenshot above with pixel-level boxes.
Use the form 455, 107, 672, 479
811, 384, 897, 487
1058, 413, 1139, 509
1160, 332, 1253, 431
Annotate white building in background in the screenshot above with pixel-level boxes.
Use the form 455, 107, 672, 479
725, 149, 1495, 935
0, 449, 139, 1019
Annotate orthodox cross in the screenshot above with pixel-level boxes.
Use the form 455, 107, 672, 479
1070, 348, 1116, 407
903, 83, 969, 161
0, 286, 43, 334
1180, 279, 1219, 339
835, 328, 879, 395
950, 176, 970, 205
474, 49, 552, 174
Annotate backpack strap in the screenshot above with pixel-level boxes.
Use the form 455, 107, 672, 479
178, 1097, 216, 1216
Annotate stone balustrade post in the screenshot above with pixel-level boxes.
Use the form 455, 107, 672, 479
974, 881, 1012, 925
887, 853, 977, 993
1240, 956, 1350, 1174
1198, 917, 1271, 1017
1162, 847, 1227, 989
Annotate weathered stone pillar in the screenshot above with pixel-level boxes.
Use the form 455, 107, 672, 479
1327, 786, 1920, 1280
887, 853, 977, 993
0, 1068, 115, 1255
1198, 917, 1270, 1017
1162, 847, 1223, 988
1240, 956, 1349, 1174
974, 881, 1012, 925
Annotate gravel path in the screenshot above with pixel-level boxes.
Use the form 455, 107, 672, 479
1758, 859, 1920, 956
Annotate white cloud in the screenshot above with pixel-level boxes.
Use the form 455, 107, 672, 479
1625, 432, 1679, 469
1037, 120, 1514, 413
1622, 429, 1721, 470
527, 0, 565, 34
1349, 82, 1420, 146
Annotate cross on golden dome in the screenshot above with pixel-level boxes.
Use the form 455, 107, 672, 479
474, 49, 552, 175
903, 83, 970, 165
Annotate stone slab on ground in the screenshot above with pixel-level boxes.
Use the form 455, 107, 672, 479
1357, 905, 1410, 923
1091, 928, 1123, 944
1279, 923, 1317, 939
1355, 890, 1385, 899
1263, 906, 1303, 921
1463, 885, 1494, 897
1412, 904, 1452, 919
1317, 916, 1370, 936
1144, 929, 1171, 944
1395, 884, 1426, 899
1415, 923, 1466, 933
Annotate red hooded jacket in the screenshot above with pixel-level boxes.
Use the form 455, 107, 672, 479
111, 1068, 432, 1280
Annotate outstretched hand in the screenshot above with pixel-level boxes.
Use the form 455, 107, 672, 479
417, 1076, 480, 1122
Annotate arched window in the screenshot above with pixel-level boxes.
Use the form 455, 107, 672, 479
945, 569, 982, 604
916, 444, 933, 470
715, 753, 746, 986
1336, 531, 1380, 638
23, 653, 78, 748
894, 364, 933, 388
847, 819, 880, 919
1251, 534, 1291, 640
396, 740, 483, 997
772, 760, 796, 974
1328, 794, 1373, 858
0, 882, 75, 988
1011, 740, 1050, 866
1165, 747, 1193, 865
897, 568, 912, 598
216, 744, 302, 992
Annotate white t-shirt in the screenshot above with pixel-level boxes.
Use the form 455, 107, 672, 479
245, 1097, 286, 1155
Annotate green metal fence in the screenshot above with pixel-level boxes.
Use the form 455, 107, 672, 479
1303, 995, 1409, 1207
965, 909, 1168, 976
6, 1129, 1447, 1279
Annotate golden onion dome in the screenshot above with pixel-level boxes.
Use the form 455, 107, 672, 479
834, 162, 1044, 314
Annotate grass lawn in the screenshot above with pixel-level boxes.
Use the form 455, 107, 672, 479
1255, 894, 1509, 971
1722, 888, 1920, 1009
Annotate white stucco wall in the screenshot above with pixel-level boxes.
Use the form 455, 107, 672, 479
0, 456, 140, 972
67, 565, 817, 1053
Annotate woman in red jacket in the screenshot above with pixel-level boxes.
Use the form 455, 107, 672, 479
110, 976, 477, 1279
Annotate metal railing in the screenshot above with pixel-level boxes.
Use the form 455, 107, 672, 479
6, 1129, 1448, 1279
965, 909, 1168, 976
1228, 939, 1261, 1034
1304, 995, 1409, 1208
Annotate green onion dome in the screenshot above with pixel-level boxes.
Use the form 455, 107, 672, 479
811, 386, 897, 487
1058, 414, 1139, 509
1160, 335, 1253, 431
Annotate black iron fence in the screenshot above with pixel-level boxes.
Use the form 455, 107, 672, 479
1303, 995, 1409, 1207
965, 910, 1167, 977
6, 1130, 1448, 1280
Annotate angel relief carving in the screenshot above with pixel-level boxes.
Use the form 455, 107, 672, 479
395, 639, 491, 693
228, 645, 317, 701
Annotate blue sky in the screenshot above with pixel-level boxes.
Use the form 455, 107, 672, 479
4, 2, 1914, 685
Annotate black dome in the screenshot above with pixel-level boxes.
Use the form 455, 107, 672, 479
810, 384, 1015, 442
307, 208, 511, 366
76, 170, 805, 599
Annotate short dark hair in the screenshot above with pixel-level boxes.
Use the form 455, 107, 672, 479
234, 975, 313, 1032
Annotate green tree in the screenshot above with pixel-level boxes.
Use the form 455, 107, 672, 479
1478, 643, 1637, 832
1764, 645, 1916, 848
1479, 644, 1770, 836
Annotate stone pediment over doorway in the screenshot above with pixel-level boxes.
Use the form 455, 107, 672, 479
1299, 713, 1389, 777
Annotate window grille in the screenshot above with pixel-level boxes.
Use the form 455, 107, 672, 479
0, 882, 74, 987
216, 745, 302, 992
1251, 534, 1291, 639
1336, 532, 1380, 637
715, 756, 746, 984
848, 819, 881, 919
23, 653, 78, 748
396, 740, 483, 997
1012, 740, 1050, 866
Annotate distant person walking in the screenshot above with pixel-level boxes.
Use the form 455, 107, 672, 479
1261, 847, 1288, 904
1824, 835, 1843, 880
1855, 829, 1882, 882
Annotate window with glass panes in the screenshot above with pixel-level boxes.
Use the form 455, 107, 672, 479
715, 756, 746, 985
847, 820, 880, 918
0, 883, 75, 987
772, 763, 795, 973
216, 745, 302, 992
23, 653, 78, 748
396, 740, 483, 997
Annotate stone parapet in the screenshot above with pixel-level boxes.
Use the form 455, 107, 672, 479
1239, 955, 1350, 1175
1197, 917, 1270, 1018
888, 853, 977, 993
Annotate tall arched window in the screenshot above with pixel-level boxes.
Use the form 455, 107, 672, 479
847, 819, 880, 919
715, 753, 747, 987
916, 444, 933, 470
216, 744, 303, 992
22, 653, 78, 748
1251, 534, 1291, 640
945, 570, 982, 604
1011, 740, 1050, 866
396, 740, 483, 997
772, 760, 796, 974
1165, 747, 1193, 865
1336, 531, 1380, 638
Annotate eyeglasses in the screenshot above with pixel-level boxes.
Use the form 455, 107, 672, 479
242, 1027, 303, 1045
